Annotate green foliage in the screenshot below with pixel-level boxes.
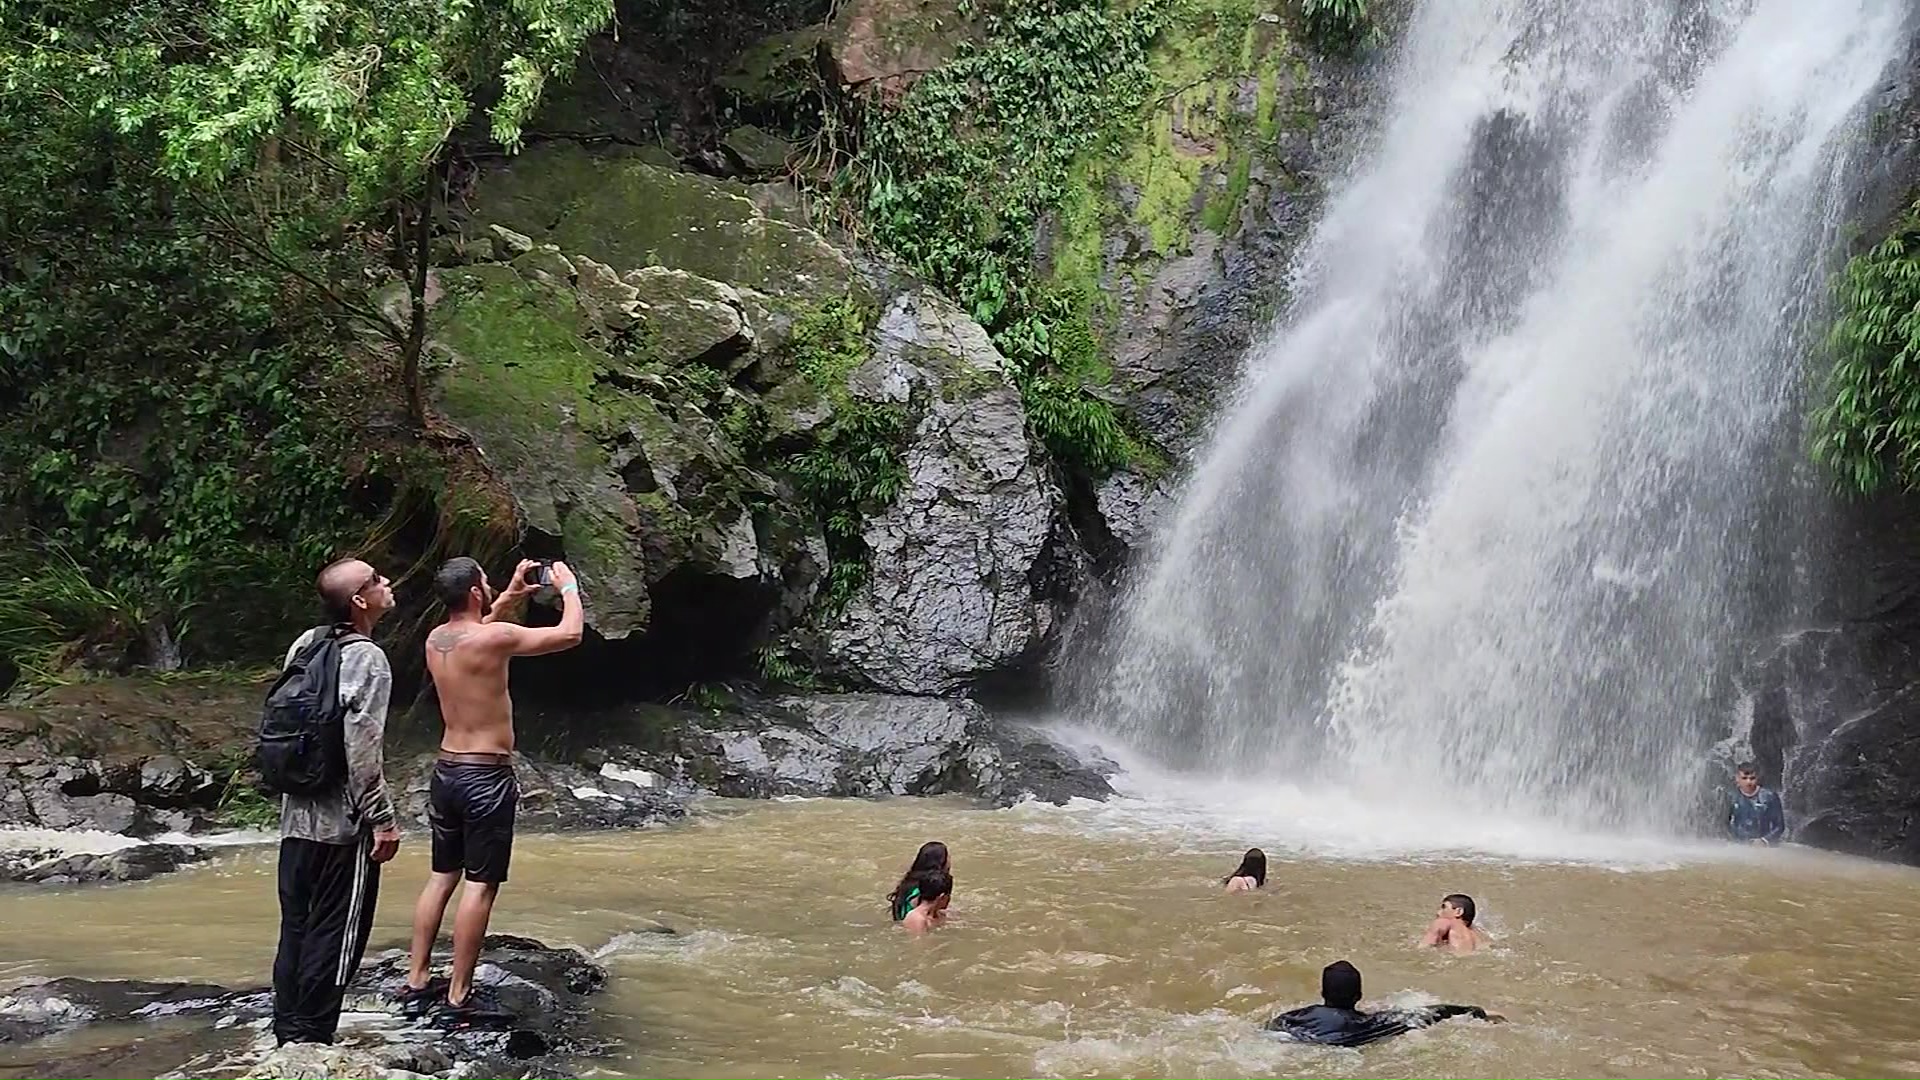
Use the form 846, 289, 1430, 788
1813, 201, 1920, 493
214, 768, 282, 830
845, 0, 1165, 475
774, 298, 909, 612
0, 544, 155, 689
791, 401, 910, 611
791, 297, 875, 391
1300, 0, 1380, 56
0, 0, 613, 672
754, 643, 817, 689
0, 83, 362, 668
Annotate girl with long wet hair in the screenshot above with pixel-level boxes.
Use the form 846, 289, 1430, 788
1224, 847, 1266, 892
888, 841, 951, 921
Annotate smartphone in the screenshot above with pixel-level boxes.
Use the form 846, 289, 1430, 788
523, 561, 552, 587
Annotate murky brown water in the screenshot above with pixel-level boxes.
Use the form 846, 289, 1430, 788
5, 795, 1920, 1078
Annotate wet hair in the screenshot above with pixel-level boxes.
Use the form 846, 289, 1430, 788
1224, 847, 1267, 887
317, 558, 369, 623
915, 871, 953, 905
1735, 761, 1758, 777
1443, 893, 1476, 926
1321, 960, 1362, 1009
434, 557, 486, 613
887, 841, 950, 911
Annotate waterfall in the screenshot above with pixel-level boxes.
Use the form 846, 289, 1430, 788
1077, 0, 1911, 833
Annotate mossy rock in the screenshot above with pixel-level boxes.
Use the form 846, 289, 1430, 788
433, 264, 794, 637
470, 143, 862, 304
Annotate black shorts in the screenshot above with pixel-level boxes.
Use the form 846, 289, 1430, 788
429, 760, 518, 884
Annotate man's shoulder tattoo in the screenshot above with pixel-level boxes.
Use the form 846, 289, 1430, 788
428, 627, 472, 655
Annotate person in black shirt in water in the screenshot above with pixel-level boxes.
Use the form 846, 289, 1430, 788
1266, 960, 1503, 1047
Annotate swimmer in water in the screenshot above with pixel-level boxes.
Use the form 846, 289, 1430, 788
900, 871, 952, 934
888, 841, 951, 922
1420, 893, 1490, 955
1224, 847, 1267, 892
1265, 960, 1504, 1047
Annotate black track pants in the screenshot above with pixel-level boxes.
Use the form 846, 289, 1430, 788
272, 834, 380, 1045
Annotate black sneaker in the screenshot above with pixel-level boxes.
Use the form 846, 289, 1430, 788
435, 986, 516, 1028
389, 976, 448, 1017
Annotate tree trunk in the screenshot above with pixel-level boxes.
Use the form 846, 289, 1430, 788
400, 171, 436, 429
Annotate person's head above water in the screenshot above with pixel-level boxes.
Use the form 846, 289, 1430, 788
915, 871, 953, 908
889, 841, 950, 908
1320, 960, 1363, 1009
1440, 893, 1476, 926
1735, 761, 1761, 796
1226, 847, 1267, 886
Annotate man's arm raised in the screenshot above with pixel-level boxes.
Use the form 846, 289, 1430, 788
483, 559, 540, 625
493, 560, 585, 656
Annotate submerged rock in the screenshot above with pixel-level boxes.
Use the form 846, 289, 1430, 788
0, 842, 210, 885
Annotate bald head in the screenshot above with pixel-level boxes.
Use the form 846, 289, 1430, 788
317, 558, 375, 623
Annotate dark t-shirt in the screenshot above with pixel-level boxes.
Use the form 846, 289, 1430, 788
1265, 1003, 1488, 1047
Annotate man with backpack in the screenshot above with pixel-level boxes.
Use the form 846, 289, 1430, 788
261, 557, 401, 1046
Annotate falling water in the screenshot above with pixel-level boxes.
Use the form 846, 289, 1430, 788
1078, 0, 1912, 833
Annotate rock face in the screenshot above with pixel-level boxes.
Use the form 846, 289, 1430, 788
825, 291, 1063, 694
0, 936, 608, 1078
1038, 6, 1375, 555
1746, 491, 1920, 864
540, 694, 1114, 807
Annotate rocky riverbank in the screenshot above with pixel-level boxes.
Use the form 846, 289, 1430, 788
0, 675, 1112, 886
0, 935, 608, 1079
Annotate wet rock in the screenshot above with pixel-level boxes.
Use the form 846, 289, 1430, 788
824, 290, 1063, 694
623, 267, 754, 366
137, 755, 219, 808
3, 936, 607, 1079
0, 976, 230, 1043
825, 0, 970, 94
719, 125, 793, 177
0, 842, 210, 885
394, 754, 688, 834
584, 694, 1112, 806
1093, 469, 1176, 554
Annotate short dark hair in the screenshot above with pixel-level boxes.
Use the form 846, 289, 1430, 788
1321, 960, 1362, 1009
1735, 761, 1758, 776
434, 557, 485, 612
317, 558, 367, 623
1443, 893, 1476, 925
917, 871, 953, 903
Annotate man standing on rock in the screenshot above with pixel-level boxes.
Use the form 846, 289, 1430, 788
399, 556, 582, 1021
272, 558, 401, 1046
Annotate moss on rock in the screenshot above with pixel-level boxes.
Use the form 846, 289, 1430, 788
471, 143, 862, 304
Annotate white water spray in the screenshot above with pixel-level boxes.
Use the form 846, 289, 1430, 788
1078, 0, 1910, 833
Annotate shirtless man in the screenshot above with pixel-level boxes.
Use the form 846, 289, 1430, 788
1420, 893, 1490, 955
396, 556, 582, 1019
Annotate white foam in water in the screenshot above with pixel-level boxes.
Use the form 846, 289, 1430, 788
1066, 0, 1912, 840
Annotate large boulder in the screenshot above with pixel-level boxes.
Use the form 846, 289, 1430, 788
823, 290, 1063, 694
467, 143, 860, 304
431, 259, 820, 645
823, 0, 971, 94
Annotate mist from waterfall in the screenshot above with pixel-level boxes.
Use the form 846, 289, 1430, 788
1073, 0, 1911, 833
